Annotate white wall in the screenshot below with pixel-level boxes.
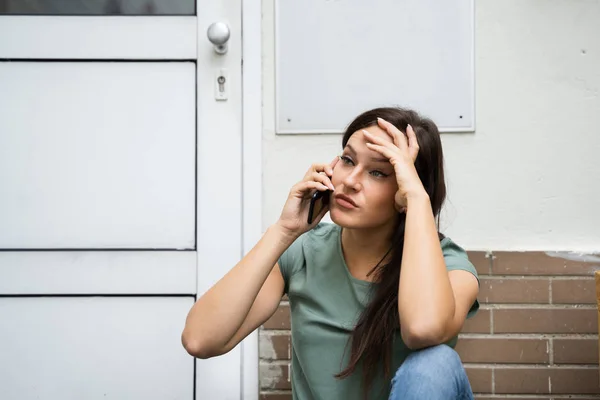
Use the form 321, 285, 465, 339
261, 0, 600, 252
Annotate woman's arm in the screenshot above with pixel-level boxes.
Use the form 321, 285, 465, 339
363, 119, 479, 350
398, 189, 479, 350
182, 158, 337, 358
181, 224, 293, 358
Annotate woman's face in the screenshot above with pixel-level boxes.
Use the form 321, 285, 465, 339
329, 126, 399, 229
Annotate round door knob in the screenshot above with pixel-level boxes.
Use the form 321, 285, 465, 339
207, 22, 230, 54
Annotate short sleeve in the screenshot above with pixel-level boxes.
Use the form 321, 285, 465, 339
441, 237, 480, 319
278, 234, 306, 295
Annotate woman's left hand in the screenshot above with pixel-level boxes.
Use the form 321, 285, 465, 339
363, 118, 426, 212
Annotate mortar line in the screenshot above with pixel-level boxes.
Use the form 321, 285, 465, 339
548, 336, 554, 365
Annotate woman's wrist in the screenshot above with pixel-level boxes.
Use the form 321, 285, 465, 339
405, 188, 430, 205
270, 221, 300, 248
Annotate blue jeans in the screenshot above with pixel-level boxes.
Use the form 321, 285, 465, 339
389, 344, 474, 400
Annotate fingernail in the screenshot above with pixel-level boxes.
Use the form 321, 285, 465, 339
362, 129, 371, 135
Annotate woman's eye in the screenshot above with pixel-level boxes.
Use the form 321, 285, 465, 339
340, 156, 354, 166
370, 170, 389, 178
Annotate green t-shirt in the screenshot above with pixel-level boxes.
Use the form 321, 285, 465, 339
278, 223, 479, 400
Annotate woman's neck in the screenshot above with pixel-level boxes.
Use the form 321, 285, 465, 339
340, 222, 396, 282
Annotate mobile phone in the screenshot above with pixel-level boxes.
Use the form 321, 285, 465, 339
307, 190, 331, 224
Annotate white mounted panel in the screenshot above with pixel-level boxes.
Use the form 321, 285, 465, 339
0, 16, 197, 59
0, 62, 196, 249
0, 251, 196, 295
275, 0, 474, 134
0, 296, 194, 400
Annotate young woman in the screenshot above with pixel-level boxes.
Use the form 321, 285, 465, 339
182, 107, 480, 400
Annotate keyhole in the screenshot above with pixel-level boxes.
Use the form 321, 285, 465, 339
218, 76, 226, 92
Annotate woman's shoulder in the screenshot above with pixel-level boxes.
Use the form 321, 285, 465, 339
303, 222, 340, 246
278, 223, 341, 289
439, 235, 478, 277
283, 223, 339, 258
439, 235, 468, 257
308, 222, 339, 237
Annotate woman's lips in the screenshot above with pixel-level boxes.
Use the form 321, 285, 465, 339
334, 194, 357, 209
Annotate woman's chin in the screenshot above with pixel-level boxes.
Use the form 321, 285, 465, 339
330, 208, 364, 229
331, 207, 396, 230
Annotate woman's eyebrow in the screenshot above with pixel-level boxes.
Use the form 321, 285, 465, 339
346, 143, 389, 164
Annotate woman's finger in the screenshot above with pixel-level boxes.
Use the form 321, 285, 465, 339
377, 117, 408, 150
365, 142, 398, 163
310, 171, 335, 190
362, 130, 401, 156
294, 180, 329, 197
406, 124, 420, 161
309, 161, 335, 177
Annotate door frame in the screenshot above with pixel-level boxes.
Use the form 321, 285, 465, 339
240, 0, 262, 398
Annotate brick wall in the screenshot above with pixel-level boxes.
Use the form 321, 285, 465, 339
259, 251, 600, 399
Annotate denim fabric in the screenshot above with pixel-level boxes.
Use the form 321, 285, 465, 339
389, 344, 474, 400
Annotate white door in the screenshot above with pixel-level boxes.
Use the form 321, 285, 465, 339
0, 1, 244, 399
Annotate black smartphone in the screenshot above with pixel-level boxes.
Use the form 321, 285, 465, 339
307, 190, 331, 224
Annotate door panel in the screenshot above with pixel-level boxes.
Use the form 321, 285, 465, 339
0, 251, 196, 295
0, 296, 194, 400
0, 17, 197, 59
0, 62, 196, 249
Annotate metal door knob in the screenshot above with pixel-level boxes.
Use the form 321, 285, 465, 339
207, 22, 230, 54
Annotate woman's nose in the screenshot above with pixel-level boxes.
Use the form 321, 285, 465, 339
342, 170, 361, 191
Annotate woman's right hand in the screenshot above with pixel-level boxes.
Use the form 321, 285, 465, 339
276, 157, 339, 239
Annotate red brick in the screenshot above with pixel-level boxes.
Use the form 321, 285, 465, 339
494, 308, 597, 334
260, 334, 291, 360
476, 397, 545, 400
494, 368, 550, 394
475, 397, 600, 400
494, 367, 600, 394
467, 251, 491, 275
476, 398, 547, 400
553, 338, 599, 364
549, 367, 600, 394
260, 394, 292, 400
478, 278, 549, 303
263, 304, 290, 330
492, 252, 600, 276
464, 367, 492, 393
551, 278, 597, 304
462, 309, 491, 333
456, 338, 549, 363
260, 363, 290, 390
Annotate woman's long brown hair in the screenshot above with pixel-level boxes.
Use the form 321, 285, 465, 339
333, 107, 447, 396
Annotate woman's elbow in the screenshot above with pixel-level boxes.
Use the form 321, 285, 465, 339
401, 322, 446, 350
181, 331, 221, 359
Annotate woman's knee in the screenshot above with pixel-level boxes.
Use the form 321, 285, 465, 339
394, 344, 464, 382
390, 345, 472, 400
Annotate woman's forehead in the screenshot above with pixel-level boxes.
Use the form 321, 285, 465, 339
347, 126, 394, 147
